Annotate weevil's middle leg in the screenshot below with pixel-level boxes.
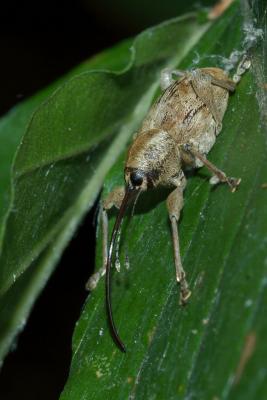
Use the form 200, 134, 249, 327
182, 144, 241, 192
167, 186, 191, 305
210, 77, 236, 92
86, 186, 125, 291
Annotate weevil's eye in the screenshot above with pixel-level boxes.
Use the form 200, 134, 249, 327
130, 171, 143, 187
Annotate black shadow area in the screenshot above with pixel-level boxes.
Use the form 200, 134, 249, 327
0, 206, 96, 400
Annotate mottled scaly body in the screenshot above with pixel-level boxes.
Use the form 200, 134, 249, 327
126, 68, 233, 188
141, 68, 229, 166
86, 57, 251, 352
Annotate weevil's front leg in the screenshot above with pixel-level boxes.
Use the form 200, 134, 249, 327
86, 186, 125, 291
182, 144, 241, 192
166, 186, 191, 305
86, 206, 108, 290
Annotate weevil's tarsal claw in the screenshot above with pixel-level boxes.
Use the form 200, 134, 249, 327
176, 267, 191, 306
167, 188, 192, 308
209, 175, 241, 192
86, 271, 101, 291
179, 280, 191, 306
106, 185, 139, 352
228, 177, 241, 192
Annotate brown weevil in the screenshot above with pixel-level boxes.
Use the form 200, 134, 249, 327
87, 56, 251, 352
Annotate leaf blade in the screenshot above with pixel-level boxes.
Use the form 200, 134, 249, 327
58, 2, 267, 399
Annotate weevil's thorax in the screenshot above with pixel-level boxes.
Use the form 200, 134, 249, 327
125, 129, 182, 190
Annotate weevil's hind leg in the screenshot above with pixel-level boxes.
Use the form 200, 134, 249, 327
167, 187, 191, 305
233, 55, 251, 84
183, 144, 241, 192
160, 68, 186, 90
211, 77, 236, 92
85, 186, 125, 291
210, 55, 251, 90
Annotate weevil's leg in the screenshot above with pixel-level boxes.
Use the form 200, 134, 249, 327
166, 186, 191, 305
183, 144, 241, 192
233, 55, 251, 84
160, 68, 186, 90
210, 56, 251, 89
86, 186, 125, 291
210, 77, 236, 92
86, 206, 108, 290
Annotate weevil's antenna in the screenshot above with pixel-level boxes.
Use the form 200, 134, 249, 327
106, 185, 137, 352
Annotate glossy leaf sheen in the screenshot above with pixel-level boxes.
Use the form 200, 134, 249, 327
60, 1, 267, 400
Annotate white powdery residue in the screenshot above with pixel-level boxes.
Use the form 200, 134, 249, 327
45, 168, 50, 177
243, 21, 264, 51
192, 51, 201, 66
241, 5, 266, 133
162, 343, 169, 359
199, 211, 205, 219
244, 298, 253, 308
157, 343, 170, 372
215, 16, 263, 74
125, 253, 130, 270
115, 258, 120, 272
222, 373, 235, 399
44, 163, 55, 177
96, 370, 103, 379
222, 50, 244, 73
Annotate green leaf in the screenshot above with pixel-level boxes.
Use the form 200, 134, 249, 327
0, 11, 210, 361
60, 1, 267, 400
0, 37, 132, 241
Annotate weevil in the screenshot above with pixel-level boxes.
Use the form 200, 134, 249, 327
87, 56, 251, 352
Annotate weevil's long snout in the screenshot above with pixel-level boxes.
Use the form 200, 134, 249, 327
106, 184, 139, 352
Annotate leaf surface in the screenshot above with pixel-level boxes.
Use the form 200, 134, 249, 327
60, 1, 267, 399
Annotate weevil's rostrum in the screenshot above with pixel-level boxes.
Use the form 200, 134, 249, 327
87, 57, 251, 352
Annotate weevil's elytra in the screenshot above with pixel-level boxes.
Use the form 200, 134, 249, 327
86, 56, 251, 352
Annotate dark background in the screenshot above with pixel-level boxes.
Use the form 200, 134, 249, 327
0, 1, 214, 399
0, 1, 125, 116
0, 2, 124, 399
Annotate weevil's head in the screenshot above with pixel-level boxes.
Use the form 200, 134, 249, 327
124, 129, 181, 191
106, 129, 182, 352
